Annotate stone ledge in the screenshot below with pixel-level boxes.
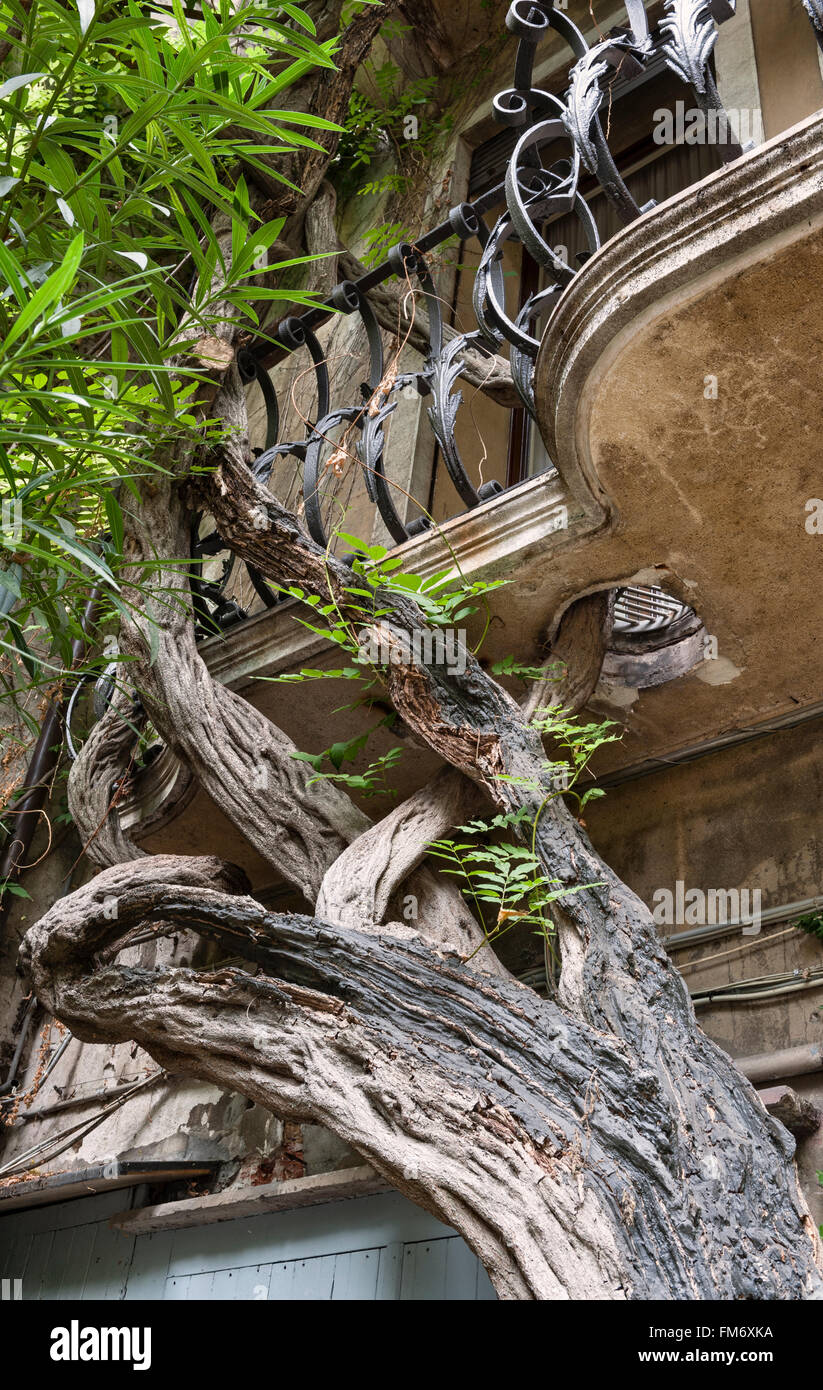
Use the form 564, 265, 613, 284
196, 468, 574, 693
0, 1161, 219, 1215
757, 1085, 822, 1139
110, 1164, 389, 1235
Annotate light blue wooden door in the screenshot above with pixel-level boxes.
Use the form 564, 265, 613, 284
0, 1189, 136, 1301
400, 1236, 496, 1300
0, 1190, 497, 1300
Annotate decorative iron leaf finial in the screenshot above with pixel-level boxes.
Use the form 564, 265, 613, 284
563, 40, 636, 176
660, 0, 720, 96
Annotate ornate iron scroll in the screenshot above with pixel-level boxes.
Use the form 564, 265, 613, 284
192, 0, 784, 631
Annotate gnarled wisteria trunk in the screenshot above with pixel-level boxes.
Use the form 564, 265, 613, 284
24, 414, 823, 1298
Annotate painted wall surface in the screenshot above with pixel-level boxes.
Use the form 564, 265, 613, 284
0, 1190, 496, 1302
750, 0, 823, 139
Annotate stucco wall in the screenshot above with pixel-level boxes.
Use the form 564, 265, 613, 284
586, 715, 823, 1228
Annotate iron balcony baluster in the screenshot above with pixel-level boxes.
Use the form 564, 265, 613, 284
190, 0, 777, 636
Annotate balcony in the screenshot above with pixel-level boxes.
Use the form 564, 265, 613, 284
117, 0, 823, 869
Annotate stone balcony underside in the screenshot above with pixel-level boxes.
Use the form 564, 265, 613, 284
135, 109, 823, 869
531, 105, 823, 768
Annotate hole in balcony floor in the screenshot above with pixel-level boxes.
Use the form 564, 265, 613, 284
602, 586, 707, 691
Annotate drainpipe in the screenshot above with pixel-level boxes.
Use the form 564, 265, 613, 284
664, 893, 823, 952
737, 1044, 823, 1085
0, 996, 36, 1096
0, 592, 99, 932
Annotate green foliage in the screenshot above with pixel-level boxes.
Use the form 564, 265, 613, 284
266, 665, 364, 684
332, 15, 456, 265
330, 7, 499, 268
491, 653, 558, 683
336, 89, 389, 175
272, 536, 618, 847
334, 65, 439, 191
0, 0, 337, 714
0, 881, 31, 899
359, 219, 408, 268
290, 710, 395, 795
292, 716, 403, 798
428, 811, 602, 960
425, 708, 619, 962
337, 532, 508, 629
272, 532, 507, 681
529, 705, 621, 812
795, 913, 823, 942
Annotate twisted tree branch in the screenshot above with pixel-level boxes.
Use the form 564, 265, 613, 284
22, 854, 821, 1300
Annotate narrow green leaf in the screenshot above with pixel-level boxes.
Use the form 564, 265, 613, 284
5, 233, 84, 348
2, 883, 31, 899
104, 491, 124, 553
26, 519, 119, 590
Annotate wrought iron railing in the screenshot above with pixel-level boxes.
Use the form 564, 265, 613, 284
192, 0, 821, 633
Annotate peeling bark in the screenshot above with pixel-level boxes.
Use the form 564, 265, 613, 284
66, 688, 147, 868
316, 594, 614, 944
32, 401, 823, 1300
303, 181, 341, 300
197, 438, 822, 1298
117, 488, 367, 902
58, 368, 494, 959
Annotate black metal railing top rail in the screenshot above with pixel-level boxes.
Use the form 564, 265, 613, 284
191, 0, 823, 633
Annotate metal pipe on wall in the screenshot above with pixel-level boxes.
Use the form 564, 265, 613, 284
663, 894, 823, 952
737, 1043, 823, 1085
0, 996, 36, 1096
